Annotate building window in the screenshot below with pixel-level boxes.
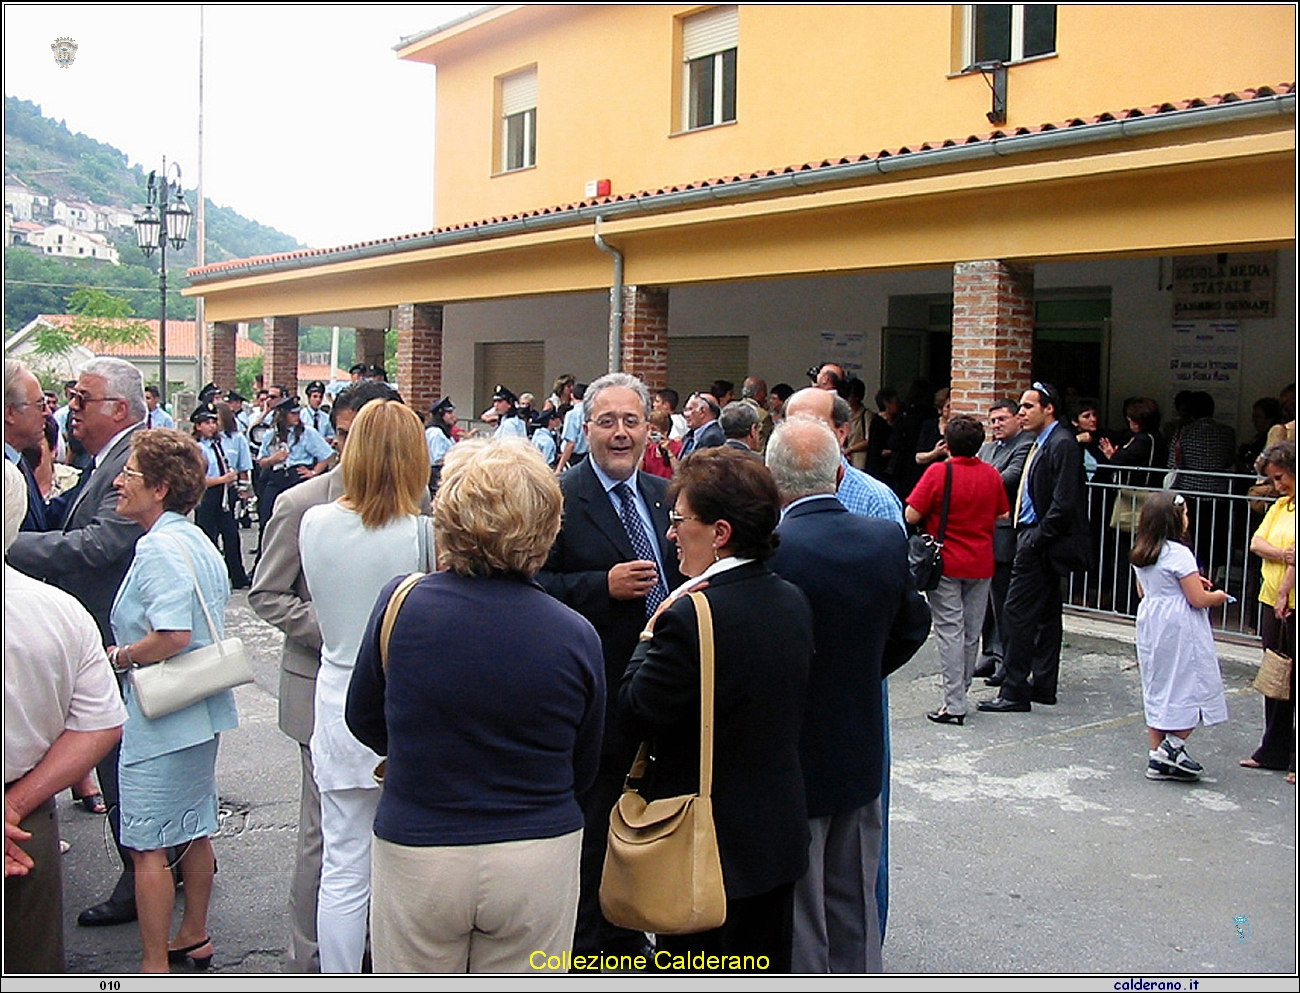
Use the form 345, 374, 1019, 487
499, 67, 537, 172
682, 6, 737, 130
966, 5, 1056, 65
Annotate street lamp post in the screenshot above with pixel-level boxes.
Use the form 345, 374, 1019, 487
134, 159, 192, 407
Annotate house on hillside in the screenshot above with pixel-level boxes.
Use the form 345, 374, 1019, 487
25, 223, 120, 263
184, 4, 1295, 444
4, 179, 46, 222
6, 218, 44, 248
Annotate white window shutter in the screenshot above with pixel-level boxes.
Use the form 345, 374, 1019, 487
501, 67, 537, 116
682, 5, 738, 61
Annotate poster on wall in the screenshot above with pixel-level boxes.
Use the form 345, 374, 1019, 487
1169, 320, 1241, 424
819, 330, 865, 380
1171, 251, 1277, 320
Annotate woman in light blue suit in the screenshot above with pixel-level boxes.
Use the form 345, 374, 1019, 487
107, 429, 237, 973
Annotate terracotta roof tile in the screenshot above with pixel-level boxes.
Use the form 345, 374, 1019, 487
189, 83, 1294, 281
36, 315, 263, 358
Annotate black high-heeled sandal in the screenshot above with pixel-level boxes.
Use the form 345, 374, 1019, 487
168, 938, 214, 969
70, 788, 106, 814
926, 709, 965, 726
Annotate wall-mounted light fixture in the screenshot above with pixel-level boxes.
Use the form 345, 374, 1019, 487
964, 60, 1008, 126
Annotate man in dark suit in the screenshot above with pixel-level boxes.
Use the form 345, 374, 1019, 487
248, 380, 403, 972
4, 359, 50, 531
979, 382, 1091, 713
976, 398, 1035, 681
7, 356, 147, 927
537, 372, 683, 958
680, 391, 725, 456
767, 417, 930, 972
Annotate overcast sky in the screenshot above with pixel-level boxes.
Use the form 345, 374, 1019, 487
4, 4, 485, 250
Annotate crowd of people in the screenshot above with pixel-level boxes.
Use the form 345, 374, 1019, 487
4, 352, 1295, 975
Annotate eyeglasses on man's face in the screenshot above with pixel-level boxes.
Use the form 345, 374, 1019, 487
589, 413, 644, 431
67, 389, 126, 410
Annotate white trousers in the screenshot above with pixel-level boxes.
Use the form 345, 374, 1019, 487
371, 829, 582, 973
317, 786, 380, 973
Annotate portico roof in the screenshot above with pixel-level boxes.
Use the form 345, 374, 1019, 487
184, 84, 1295, 323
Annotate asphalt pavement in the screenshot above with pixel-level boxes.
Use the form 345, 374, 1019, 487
50, 575, 1296, 980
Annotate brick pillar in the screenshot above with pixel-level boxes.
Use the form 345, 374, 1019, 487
950, 261, 1035, 419
396, 303, 443, 413
207, 321, 237, 392
355, 328, 387, 372
263, 316, 300, 393
620, 285, 669, 391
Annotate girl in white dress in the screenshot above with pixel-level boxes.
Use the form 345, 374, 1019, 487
1131, 492, 1231, 781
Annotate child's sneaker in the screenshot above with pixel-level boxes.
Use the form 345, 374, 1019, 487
1150, 738, 1204, 777
1146, 758, 1199, 781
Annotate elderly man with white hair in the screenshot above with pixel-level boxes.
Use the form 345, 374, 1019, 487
4, 459, 128, 972
766, 418, 929, 972
7, 355, 147, 929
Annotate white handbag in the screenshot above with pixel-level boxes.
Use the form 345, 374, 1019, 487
129, 535, 254, 720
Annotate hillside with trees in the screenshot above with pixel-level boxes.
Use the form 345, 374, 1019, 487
4, 96, 304, 333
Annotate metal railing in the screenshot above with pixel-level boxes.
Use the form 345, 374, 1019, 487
1067, 470, 1272, 641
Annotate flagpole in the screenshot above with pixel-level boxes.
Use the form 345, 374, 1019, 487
194, 4, 207, 394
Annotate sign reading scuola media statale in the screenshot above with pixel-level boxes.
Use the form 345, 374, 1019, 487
1171, 251, 1277, 320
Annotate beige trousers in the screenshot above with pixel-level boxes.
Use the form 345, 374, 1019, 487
371, 829, 582, 973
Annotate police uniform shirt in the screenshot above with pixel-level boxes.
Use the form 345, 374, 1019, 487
146, 408, 176, 430
220, 431, 253, 473
426, 427, 454, 467
532, 427, 558, 467
258, 425, 335, 467
302, 406, 335, 440
561, 402, 589, 456
494, 416, 528, 442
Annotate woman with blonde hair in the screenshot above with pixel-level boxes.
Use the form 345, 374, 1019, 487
346, 438, 604, 972
299, 399, 434, 972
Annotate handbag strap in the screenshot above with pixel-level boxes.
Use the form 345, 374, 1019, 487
688, 591, 716, 801
164, 533, 224, 651
379, 572, 424, 672
936, 460, 954, 545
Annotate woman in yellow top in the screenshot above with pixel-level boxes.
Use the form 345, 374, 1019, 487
1241, 441, 1295, 775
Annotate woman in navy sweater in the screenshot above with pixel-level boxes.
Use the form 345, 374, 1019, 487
346, 438, 604, 973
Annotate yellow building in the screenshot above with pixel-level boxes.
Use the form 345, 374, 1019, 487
187, 4, 1295, 435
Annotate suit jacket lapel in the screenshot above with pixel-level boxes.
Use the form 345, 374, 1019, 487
577, 461, 636, 560
65, 426, 138, 527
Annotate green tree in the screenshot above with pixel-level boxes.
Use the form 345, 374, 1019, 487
29, 288, 151, 361
235, 356, 264, 397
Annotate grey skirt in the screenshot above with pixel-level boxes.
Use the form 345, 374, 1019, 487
120, 735, 220, 852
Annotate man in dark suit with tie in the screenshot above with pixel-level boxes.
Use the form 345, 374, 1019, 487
4, 359, 50, 531
979, 382, 1091, 713
537, 371, 683, 958
7, 356, 147, 927
767, 417, 930, 971
679, 391, 725, 457
976, 398, 1035, 681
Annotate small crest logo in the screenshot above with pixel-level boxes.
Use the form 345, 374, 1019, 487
51, 37, 78, 69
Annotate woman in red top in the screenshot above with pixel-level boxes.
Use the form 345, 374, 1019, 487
906, 415, 1010, 724
640, 409, 683, 480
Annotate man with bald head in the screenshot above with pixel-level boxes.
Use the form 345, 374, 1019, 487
767, 418, 929, 971
785, 388, 903, 527
783, 388, 905, 943
741, 376, 774, 452
815, 363, 847, 395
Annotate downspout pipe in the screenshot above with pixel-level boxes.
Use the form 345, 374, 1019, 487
594, 216, 623, 374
